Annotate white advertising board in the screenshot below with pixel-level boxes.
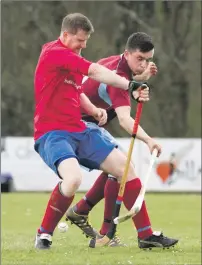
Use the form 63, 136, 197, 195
1, 137, 201, 192
139, 138, 201, 192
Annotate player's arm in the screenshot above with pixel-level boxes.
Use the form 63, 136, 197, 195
133, 62, 158, 82
80, 93, 107, 126
51, 50, 141, 93
80, 92, 98, 116
88, 63, 130, 91
115, 106, 150, 142
115, 105, 161, 156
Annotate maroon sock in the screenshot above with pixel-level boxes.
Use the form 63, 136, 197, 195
123, 178, 153, 239
99, 177, 119, 235
38, 182, 74, 235
75, 172, 108, 215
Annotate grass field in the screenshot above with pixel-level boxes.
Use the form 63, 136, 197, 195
1, 193, 201, 265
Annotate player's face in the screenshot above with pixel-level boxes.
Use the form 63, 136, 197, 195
63, 29, 90, 54
125, 49, 154, 75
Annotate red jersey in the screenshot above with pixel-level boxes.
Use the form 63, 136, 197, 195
82, 55, 132, 115
34, 38, 92, 140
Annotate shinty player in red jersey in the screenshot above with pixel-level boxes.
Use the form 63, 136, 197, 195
34, 13, 151, 250
66, 32, 179, 249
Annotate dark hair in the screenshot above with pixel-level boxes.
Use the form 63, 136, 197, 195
125, 32, 154, 52
61, 13, 94, 34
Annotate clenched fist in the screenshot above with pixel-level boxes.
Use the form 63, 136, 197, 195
93, 108, 107, 126
132, 84, 150, 102
134, 62, 158, 82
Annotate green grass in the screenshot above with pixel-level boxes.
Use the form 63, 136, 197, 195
1, 193, 201, 265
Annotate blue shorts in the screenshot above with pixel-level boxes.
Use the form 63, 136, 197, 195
34, 126, 116, 177
80, 122, 119, 172
84, 122, 118, 146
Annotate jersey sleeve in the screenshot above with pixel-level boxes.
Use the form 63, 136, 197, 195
107, 83, 131, 109
50, 49, 92, 76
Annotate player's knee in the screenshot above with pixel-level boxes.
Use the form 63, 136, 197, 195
67, 175, 82, 191
62, 172, 82, 189
61, 174, 82, 196
57, 157, 82, 195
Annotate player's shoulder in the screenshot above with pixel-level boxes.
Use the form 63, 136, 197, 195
97, 55, 121, 69
39, 39, 77, 63
42, 39, 67, 52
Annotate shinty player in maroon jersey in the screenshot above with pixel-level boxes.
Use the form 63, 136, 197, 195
66, 32, 178, 249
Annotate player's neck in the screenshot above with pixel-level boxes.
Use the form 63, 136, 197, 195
59, 36, 68, 48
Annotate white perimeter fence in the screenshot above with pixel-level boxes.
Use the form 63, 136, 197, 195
1, 137, 201, 192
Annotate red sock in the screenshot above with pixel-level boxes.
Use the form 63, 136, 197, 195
75, 172, 108, 215
123, 178, 153, 239
99, 177, 119, 235
38, 182, 74, 235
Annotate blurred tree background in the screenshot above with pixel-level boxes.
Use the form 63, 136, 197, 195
1, 1, 201, 137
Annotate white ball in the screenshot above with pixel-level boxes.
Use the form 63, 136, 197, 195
58, 222, 68, 233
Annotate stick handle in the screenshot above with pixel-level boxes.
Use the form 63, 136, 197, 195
132, 102, 143, 137
118, 102, 143, 198
107, 102, 144, 239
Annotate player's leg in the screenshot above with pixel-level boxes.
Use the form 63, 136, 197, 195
34, 130, 82, 249
68, 127, 178, 248
67, 125, 151, 242
66, 124, 116, 237
86, 147, 147, 247
100, 147, 153, 235
66, 171, 108, 239
66, 171, 107, 228
70, 171, 108, 216
97, 148, 178, 248
76, 128, 139, 246
99, 176, 119, 235
65, 125, 121, 240
123, 178, 178, 249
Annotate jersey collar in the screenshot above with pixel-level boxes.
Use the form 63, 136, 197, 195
117, 54, 133, 80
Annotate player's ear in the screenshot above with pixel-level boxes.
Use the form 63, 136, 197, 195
62, 30, 72, 39
124, 50, 129, 61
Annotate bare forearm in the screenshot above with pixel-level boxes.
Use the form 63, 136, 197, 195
133, 75, 146, 82
88, 63, 129, 91
80, 93, 97, 116
120, 116, 151, 143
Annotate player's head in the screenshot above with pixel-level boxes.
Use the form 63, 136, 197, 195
124, 32, 154, 75
60, 13, 94, 54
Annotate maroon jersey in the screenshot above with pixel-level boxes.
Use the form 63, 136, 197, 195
82, 55, 132, 123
